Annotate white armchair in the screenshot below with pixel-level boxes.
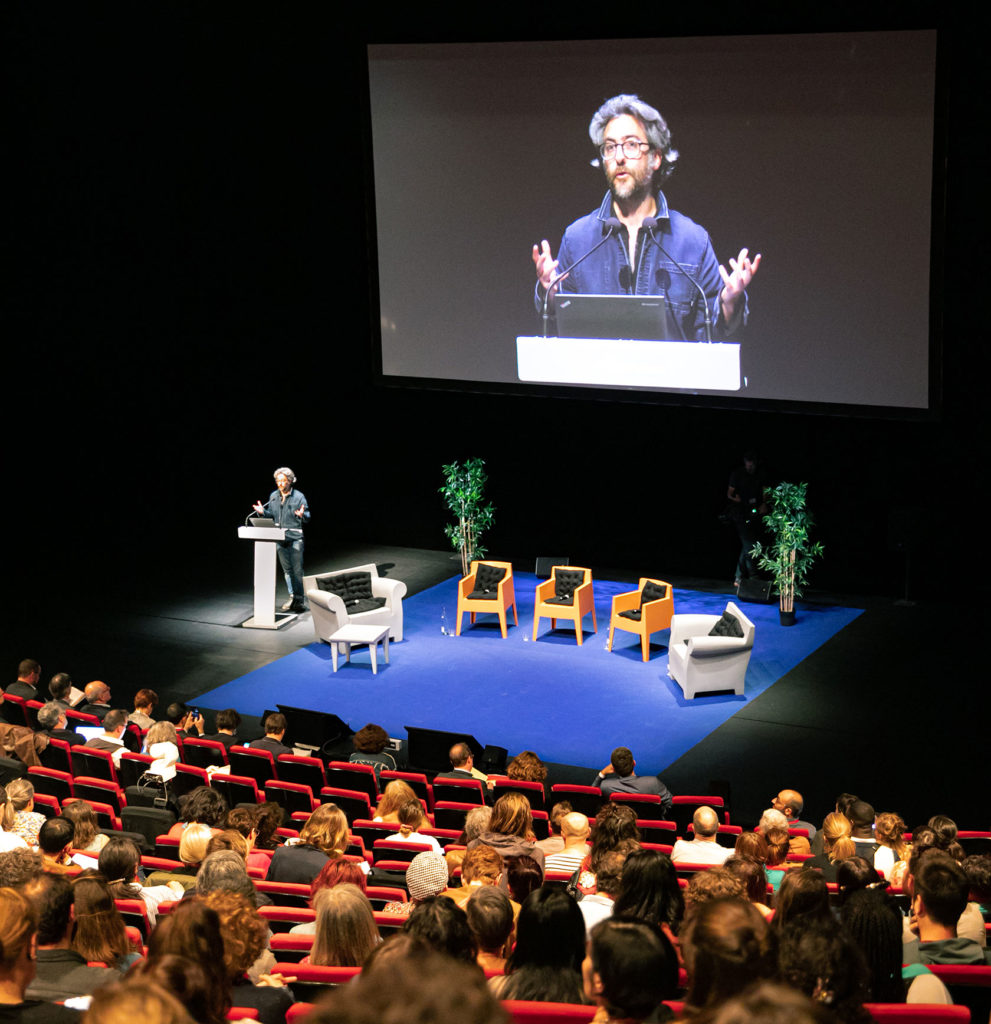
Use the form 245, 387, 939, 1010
667, 601, 755, 699
304, 563, 407, 643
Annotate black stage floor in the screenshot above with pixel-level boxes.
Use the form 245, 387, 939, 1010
7, 541, 983, 830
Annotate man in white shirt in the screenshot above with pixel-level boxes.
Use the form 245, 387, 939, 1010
83, 708, 128, 768
670, 806, 732, 865
545, 813, 591, 874
579, 849, 626, 936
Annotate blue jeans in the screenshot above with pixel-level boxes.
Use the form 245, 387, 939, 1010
277, 538, 304, 600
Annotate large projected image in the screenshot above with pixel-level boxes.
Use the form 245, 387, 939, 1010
367, 31, 937, 410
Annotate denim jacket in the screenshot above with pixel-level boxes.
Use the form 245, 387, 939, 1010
263, 488, 309, 540
537, 191, 746, 341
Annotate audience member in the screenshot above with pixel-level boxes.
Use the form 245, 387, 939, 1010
447, 805, 492, 876
0, 849, 42, 890
128, 689, 158, 730
347, 723, 396, 780
493, 886, 587, 1003
506, 854, 543, 905
536, 800, 572, 856
468, 792, 545, 876
205, 709, 242, 751
683, 867, 746, 921
168, 788, 229, 839
82, 709, 129, 769
671, 807, 732, 866
84, 978, 195, 1024
250, 713, 292, 758
680, 898, 776, 1017
145, 823, 212, 890
48, 672, 84, 711
382, 851, 448, 915
592, 746, 672, 816
611, 847, 685, 945
836, 856, 882, 905
847, 800, 879, 861
759, 807, 810, 856
99, 837, 184, 924
696, 981, 836, 1024
69, 871, 142, 973
771, 869, 832, 933
290, 858, 369, 934
126, 955, 224, 1024
60, 800, 112, 858
194, 850, 265, 907
465, 886, 514, 973
0, 884, 81, 1022
265, 804, 350, 885
252, 802, 286, 850
384, 798, 442, 853
771, 788, 817, 841
576, 803, 640, 895
778, 920, 873, 1024
22, 872, 116, 1001
434, 742, 491, 788
37, 818, 79, 875
583, 917, 679, 1024
372, 779, 418, 824
723, 856, 772, 919
544, 812, 591, 874
35, 702, 86, 766
804, 811, 854, 882
143, 721, 181, 782
5, 780, 45, 849
306, 884, 379, 966
7, 661, 41, 701
441, 845, 506, 911
401, 895, 477, 964
76, 681, 113, 723
762, 827, 791, 893
579, 849, 627, 937
733, 830, 768, 864
873, 812, 909, 880
505, 750, 548, 791
306, 948, 505, 1024
201, 890, 294, 1024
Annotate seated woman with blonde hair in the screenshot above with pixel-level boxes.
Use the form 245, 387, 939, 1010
4, 780, 46, 850
803, 812, 855, 883
468, 792, 545, 877
373, 780, 418, 824
873, 812, 910, 882
265, 803, 359, 885
303, 884, 380, 966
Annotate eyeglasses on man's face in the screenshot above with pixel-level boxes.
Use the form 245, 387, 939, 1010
599, 137, 651, 161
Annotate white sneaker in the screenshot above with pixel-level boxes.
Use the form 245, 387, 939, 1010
281, 599, 294, 611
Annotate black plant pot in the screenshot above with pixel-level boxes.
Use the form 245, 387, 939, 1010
779, 608, 797, 627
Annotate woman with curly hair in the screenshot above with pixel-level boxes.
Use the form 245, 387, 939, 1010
505, 751, 548, 789
70, 871, 143, 972
265, 803, 353, 885
574, 803, 641, 896
202, 890, 294, 1024
349, 723, 396, 781
873, 812, 910, 881
372, 779, 418, 824
167, 787, 229, 839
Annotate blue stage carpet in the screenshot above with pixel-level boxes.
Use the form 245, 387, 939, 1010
200, 574, 861, 776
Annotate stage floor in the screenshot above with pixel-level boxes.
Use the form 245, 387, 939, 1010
7, 541, 980, 828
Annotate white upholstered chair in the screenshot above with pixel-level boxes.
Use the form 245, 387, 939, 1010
304, 563, 407, 643
667, 601, 755, 699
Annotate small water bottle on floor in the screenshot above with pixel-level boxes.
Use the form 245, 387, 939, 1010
440, 606, 449, 635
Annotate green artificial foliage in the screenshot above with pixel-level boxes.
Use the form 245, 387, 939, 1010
440, 457, 496, 577
750, 481, 824, 615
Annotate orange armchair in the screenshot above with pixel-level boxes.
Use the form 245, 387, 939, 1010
456, 560, 517, 638
607, 578, 674, 662
532, 566, 596, 645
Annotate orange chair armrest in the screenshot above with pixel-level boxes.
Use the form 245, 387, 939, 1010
611, 589, 640, 613
458, 573, 478, 598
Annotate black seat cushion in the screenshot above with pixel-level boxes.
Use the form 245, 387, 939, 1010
546, 568, 585, 605
316, 571, 385, 611
708, 610, 745, 638
468, 563, 506, 600
619, 580, 669, 621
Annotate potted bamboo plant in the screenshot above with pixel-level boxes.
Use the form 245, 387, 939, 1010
750, 481, 824, 626
440, 457, 495, 578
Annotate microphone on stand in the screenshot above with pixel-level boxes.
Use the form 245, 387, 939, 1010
642, 216, 713, 343
541, 217, 622, 337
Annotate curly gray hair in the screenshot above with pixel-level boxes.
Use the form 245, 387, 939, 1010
273, 466, 296, 484
588, 94, 679, 182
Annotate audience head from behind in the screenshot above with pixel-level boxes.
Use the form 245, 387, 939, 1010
311, 883, 380, 967
911, 849, 970, 933
612, 847, 684, 932
195, 850, 255, 900
37, 816, 75, 866
609, 746, 636, 778
778, 920, 873, 1024
84, 977, 197, 1024
21, 871, 73, 945
694, 981, 838, 1024
98, 837, 144, 898
465, 885, 514, 958
298, 803, 349, 856
692, 805, 721, 841
724, 856, 770, 912
402, 894, 476, 964
48, 672, 72, 703
0, 849, 43, 890
505, 750, 548, 784
506, 854, 542, 904
70, 870, 137, 972
0, 885, 39, 993
304, 948, 506, 1024
847, 800, 876, 838
405, 851, 449, 904
460, 844, 504, 889
37, 701, 67, 732
836, 856, 882, 902
488, 792, 535, 841
841, 887, 907, 1004
177, 786, 229, 829
178, 823, 216, 868
681, 897, 776, 1014
684, 867, 746, 920
126, 954, 226, 1024
821, 811, 855, 861
201, 889, 269, 982
263, 712, 287, 740
310, 856, 368, 903
214, 709, 241, 736
352, 722, 390, 754
733, 830, 768, 864
375, 780, 418, 823
583, 917, 679, 1022
772, 869, 831, 932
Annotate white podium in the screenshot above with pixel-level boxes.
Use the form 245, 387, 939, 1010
516, 336, 741, 391
238, 525, 296, 629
